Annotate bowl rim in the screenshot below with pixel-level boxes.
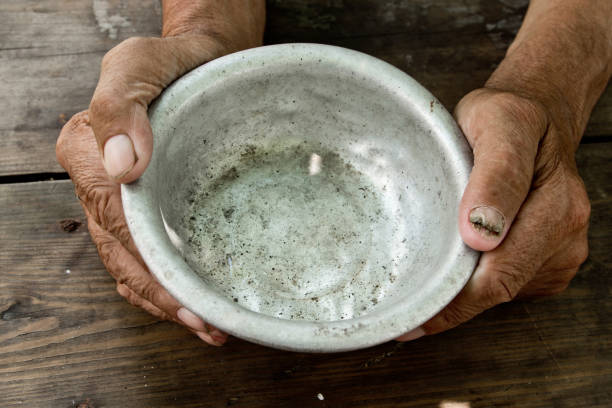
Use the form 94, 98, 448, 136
122, 43, 479, 352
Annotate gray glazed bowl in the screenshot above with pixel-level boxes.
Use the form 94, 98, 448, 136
122, 43, 478, 352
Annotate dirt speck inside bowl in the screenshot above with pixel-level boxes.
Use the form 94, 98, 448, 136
150, 50, 463, 327
181, 142, 402, 321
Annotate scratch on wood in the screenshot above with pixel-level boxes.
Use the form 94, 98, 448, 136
522, 303, 566, 378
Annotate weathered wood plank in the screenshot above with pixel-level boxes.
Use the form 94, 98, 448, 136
0, 142, 610, 407
1, 0, 610, 177
0, 0, 162, 177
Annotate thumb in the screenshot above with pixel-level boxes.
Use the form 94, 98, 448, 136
456, 90, 547, 251
89, 36, 226, 183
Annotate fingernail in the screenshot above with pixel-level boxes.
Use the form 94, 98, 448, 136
205, 323, 227, 344
209, 329, 227, 344
177, 307, 206, 332
211, 334, 227, 344
103, 134, 136, 179
469, 206, 505, 238
196, 331, 223, 347
396, 327, 425, 342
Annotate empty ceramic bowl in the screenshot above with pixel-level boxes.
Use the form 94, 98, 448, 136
122, 43, 479, 352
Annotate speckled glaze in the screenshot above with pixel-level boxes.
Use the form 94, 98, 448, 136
122, 43, 479, 352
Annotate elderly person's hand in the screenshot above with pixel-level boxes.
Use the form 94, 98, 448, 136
56, 0, 265, 346
399, 0, 612, 340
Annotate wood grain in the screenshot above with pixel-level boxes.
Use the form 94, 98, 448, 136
1, 143, 610, 408
0, 0, 162, 177
1, 0, 610, 176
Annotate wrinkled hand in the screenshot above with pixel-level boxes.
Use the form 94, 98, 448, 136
57, 111, 227, 345
56, 1, 265, 346
399, 89, 590, 340
396, 0, 612, 342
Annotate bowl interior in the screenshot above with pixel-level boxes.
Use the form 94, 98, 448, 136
123, 44, 478, 351
155, 47, 466, 321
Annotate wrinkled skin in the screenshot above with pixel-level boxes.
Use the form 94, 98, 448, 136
56, 0, 266, 346
57, 111, 230, 345
411, 89, 590, 336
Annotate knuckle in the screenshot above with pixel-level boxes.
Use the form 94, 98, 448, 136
117, 284, 140, 307
91, 188, 112, 225
535, 170, 591, 234
570, 184, 591, 229
56, 111, 91, 167
93, 37, 156, 121
157, 310, 172, 322
107, 220, 133, 250
101, 37, 150, 69
551, 173, 591, 231
568, 239, 589, 268
95, 233, 120, 268
122, 273, 160, 306
78, 181, 114, 226
486, 91, 548, 141
439, 304, 474, 329
89, 87, 129, 126
139, 280, 158, 303
73, 171, 124, 234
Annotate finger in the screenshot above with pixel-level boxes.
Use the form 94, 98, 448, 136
117, 284, 227, 346
87, 211, 228, 345
57, 113, 144, 264
89, 35, 226, 183
116, 283, 172, 321
195, 331, 224, 347
395, 327, 426, 342
87, 211, 183, 317
455, 90, 548, 251
417, 181, 563, 335
176, 307, 228, 345
118, 286, 227, 347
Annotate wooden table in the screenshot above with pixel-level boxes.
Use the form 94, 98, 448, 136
1, 1, 611, 407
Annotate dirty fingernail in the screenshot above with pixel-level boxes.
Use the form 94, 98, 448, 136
177, 307, 206, 332
196, 331, 223, 347
396, 327, 425, 342
469, 206, 505, 238
103, 134, 136, 179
